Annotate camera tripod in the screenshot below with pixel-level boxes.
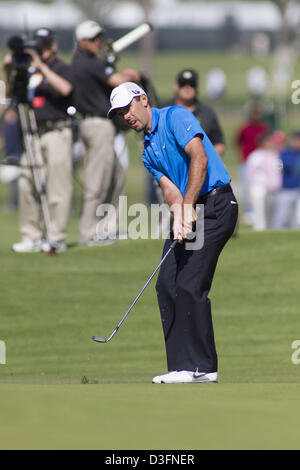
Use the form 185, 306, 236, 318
15, 102, 55, 254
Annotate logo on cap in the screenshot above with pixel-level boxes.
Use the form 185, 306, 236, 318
182, 71, 193, 79
36, 28, 50, 37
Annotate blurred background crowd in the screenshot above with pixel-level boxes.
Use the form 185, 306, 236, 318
0, 0, 300, 250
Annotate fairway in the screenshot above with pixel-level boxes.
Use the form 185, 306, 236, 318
1, 43, 300, 450
1, 207, 300, 449
0, 384, 299, 450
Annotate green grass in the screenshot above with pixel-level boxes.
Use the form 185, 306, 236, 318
1, 48, 300, 184
117, 50, 300, 103
1, 49, 300, 449
0, 384, 299, 450
0, 207, 300, 449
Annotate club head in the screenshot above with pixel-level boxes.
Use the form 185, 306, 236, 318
92, 336, 107, 343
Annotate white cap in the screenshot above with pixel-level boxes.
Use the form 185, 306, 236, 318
75, 20, 103, 40
107, 82, 146, 118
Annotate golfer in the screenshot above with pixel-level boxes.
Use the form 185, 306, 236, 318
108, 82, 238, 383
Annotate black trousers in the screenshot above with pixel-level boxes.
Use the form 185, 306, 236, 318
155, 186, 238, 373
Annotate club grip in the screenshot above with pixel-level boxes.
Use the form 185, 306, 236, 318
170, 239, 178, 249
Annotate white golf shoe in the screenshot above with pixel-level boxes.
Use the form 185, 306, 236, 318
12, 238, 67, 254
12, 238, 44, 253
152, 370, 218, 384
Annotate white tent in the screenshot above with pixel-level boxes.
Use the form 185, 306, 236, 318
1, 0, 298, 33
0, 0, 83, 29
107, 0, 282, 31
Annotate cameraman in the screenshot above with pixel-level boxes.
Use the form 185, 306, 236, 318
5, 28, 74, 253
72, 21, 141, 245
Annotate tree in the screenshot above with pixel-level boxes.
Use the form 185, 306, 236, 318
271, 0, 296, 44
138, 0, 155, 78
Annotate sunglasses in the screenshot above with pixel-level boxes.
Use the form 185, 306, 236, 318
178, 80, 197, 88
89, 35, 102, 42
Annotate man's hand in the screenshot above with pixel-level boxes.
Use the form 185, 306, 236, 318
24, 49, 44, 71
171, 202, 182, 242
123, 69, 141, 83
23, 49, 72, 96
159, 176, 183, 242
3, 53, 13, 70
108, 69, 141, 88
171, 202, 197, 242
181, 203, 197, 240
3, 53, 14, 97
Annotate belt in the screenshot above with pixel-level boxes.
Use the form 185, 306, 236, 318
38, 119, 71, 135
197, 184, 232, 202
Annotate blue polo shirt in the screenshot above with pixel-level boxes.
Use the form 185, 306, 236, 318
143, 106, 231, 196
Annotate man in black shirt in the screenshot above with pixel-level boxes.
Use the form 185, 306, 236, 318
72, 20, 141, 245
8, 28, 74, 253
163, 69, 225, 157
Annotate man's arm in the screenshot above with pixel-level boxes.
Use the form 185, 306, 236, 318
39, 63, 72, 96
26, 50, 72, 96
159, 176, 183, 241
182, 136, 208, 239
184, 136, 208, 204
3, 53, 14, 97
107, 69, 141, 88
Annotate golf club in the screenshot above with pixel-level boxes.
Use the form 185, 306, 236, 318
92, 239, 178, 343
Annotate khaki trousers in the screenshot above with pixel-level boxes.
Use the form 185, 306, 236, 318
79, 117, 126, 243
18, 128, 73, 242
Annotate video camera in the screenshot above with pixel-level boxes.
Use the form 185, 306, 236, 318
6, 35, 40, 103
7, 31, 51, 103
8, 35, 44, 67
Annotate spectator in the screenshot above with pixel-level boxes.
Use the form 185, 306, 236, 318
162, 69, 225, 157
271, 131, 300, 229
246, 132, 282, 231
272, 130, 287, 152
72, 20, 141, 245
236, 107, 269, 223
0, 107, 22, 210
5, 28, 74, 253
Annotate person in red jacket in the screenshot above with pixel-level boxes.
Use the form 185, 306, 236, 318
236, 107, 269, 223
